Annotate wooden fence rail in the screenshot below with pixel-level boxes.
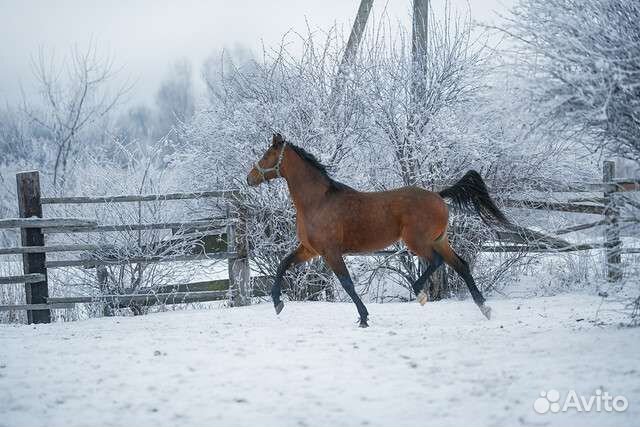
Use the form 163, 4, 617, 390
43, 220, 226, 234
535, 179, 640, 193
0, 303, 75, 312
0, 218, 98, 229
500, 199, 606, 215
41, 190, 239, 205
0, 273, 47, 285
0, 244, 104, 255
47, 290, 230, 307
45, 252, 233, 269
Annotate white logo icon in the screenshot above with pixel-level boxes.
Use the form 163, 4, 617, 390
534, 389, 561, 414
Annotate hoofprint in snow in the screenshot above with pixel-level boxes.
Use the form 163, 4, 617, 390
1, 294, 638, 427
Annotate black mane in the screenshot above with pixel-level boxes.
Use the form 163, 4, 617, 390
288, 143, 353, 192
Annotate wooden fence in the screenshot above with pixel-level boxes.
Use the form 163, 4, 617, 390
1, 162, 638, 323
0, 170, 251, 323
487, 160, 639, 284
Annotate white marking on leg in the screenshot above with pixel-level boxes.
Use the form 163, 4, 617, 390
417, 291, 428, 306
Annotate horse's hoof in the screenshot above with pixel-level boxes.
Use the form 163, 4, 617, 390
480, 304, 491, 320
274, 301, 284, 315
417, 291, 428, 306
359, 318, 369, 328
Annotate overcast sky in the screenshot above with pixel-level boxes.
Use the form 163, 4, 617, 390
0, 0, 510, 107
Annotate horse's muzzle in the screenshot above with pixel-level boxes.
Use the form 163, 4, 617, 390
246, 170, 262, 187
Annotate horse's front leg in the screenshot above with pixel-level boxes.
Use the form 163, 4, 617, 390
323, 251, 369, 328
272, 245, 314, 314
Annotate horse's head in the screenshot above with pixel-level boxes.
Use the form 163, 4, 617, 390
246, 133, 288, 186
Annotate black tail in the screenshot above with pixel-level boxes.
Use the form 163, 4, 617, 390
439, 170, 509, 226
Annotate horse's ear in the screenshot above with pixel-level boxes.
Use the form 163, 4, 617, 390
272, 133, 284, 146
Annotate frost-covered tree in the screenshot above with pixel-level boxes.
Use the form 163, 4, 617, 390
502, 0, 640, 163
155, 59, 195, 139
201, 45, 256, 104
362, 4, 488, 188
22, 42, 130, 186
113, 105, 155, 147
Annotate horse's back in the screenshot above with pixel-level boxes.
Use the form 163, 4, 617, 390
354, 186, 446, 213
322, 186, 448, 252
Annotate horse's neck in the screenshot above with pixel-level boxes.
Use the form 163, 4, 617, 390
284, 157, 331, 211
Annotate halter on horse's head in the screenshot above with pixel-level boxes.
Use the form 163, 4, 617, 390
246, 133, 287, 186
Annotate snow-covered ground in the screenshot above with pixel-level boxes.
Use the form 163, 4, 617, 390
1, 294, 638, 427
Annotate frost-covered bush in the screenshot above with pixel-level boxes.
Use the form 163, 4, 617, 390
175, 10, 576, 302
499, 0, 640, 323
43, 139, 228, 317
503, 0, 640, 163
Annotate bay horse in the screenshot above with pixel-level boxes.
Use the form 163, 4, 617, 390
247, 133, 509, 327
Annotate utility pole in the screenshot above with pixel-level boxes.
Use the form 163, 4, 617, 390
411, 0, 429, 112
332, 0, 374, 101
400, 0, 430, 188
411, 0, 444, 298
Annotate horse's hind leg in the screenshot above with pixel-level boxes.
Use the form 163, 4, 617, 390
411, 252, 443, 305
434, 241, 492, 320
402, 237, 444, 305
323, 252, 369, 328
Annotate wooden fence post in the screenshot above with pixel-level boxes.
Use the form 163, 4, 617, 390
603, 161, 622, 282
16, 171, 51, 323
227, 203, 251, 307
97, 266, 113, 316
